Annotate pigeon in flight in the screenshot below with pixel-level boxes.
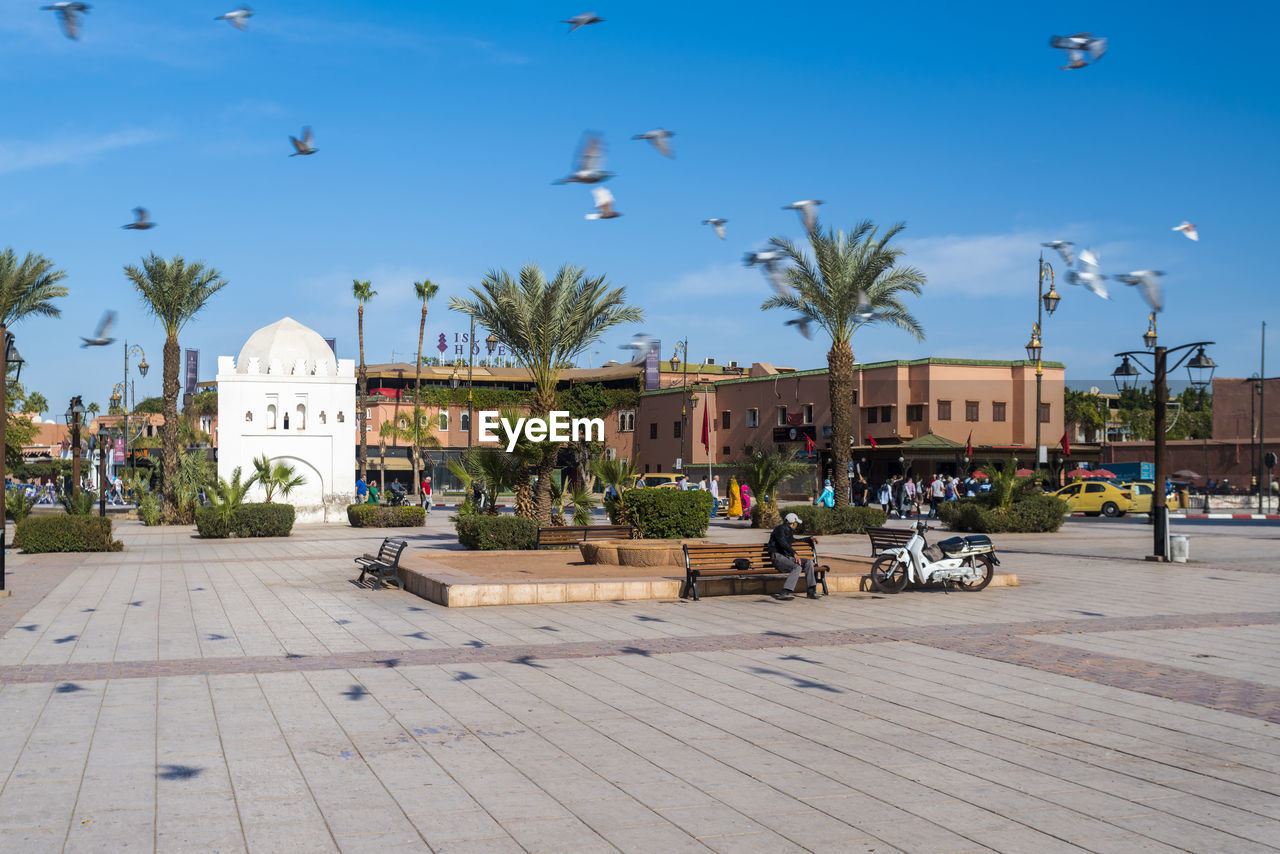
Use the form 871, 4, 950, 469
702, 218, 727, 240
80, 311, 116, 348
744, 250, 790, 296
854, 290, 887, 323
563, 12, 603, 32
1173, 221, 1199, 242
215, 6, 253, 30
1113, 270, 1165, 312
289, 127, 317, 156
1041, 240, 1076, 267
785, 317, 813, 339
620, 333, 654, 358
1049, 33, 1107, 69
1066, 248, 1108, 299
585, 186, 620, 220
122, 207, 155, 230
632, 129, 674, 158
784, 200, 823, 233
42, 2, 89, 39
554, 132, 611, 184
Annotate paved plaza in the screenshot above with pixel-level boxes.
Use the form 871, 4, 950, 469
1, 515, 1278, 853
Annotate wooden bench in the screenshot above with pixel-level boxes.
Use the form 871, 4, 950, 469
681, 541, 829, 601
866, 526, 914, 556
536, 524, 635, 549
354, 538, 408, 590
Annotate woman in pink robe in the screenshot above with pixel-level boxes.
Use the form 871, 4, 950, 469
739, 482, 751, 520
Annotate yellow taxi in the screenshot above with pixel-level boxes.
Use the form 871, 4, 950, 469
1119, 482, 1179, 514
1048, 481, 1134, 517
634, 473, 682, 489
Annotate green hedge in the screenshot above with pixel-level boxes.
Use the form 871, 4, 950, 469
195, 503, 297, 538
454, 515, 538, 550
347, 505, 427, 528
787, 505, 887, 535
937, 494, 1068, 533
14, 516, 123, 553
618, 488, 714, 539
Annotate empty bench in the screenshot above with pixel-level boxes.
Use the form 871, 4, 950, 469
355, 538, 408, 590
681, 541, 829, 601
866, 526, 914, 556
536, 524, 635, 549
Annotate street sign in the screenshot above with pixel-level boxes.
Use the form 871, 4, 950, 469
675, 458, 683, 470
847, 461, 854, 478
1038, 445, 1048, 464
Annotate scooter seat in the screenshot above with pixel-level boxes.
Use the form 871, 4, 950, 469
938, 535, 992, 553
963, 535, 992, 547
938, 536, 967, 553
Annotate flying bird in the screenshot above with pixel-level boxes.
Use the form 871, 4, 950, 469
215, 6, 253, 30
1173, 221, 1199, 241
702, 218, 727, 239
80, 311, 116, 348
1049, 32, 1107, 69
289, 127, 317, 156
632, 129, 674, 158
1113, 270, 1165, 312
585, 186, 620, 220
784, 200, 823, 233
563, 12, 603, 32
785, 317, 813, 339
554, 132, 611, 184
854, 290, 886, 323
1066, 248, 1109, 299
744, 250, 790, 296
42, 2, 89, 39
1041, 240, 1076, 267
122, 207, 155, 230
620, 333, 654, 359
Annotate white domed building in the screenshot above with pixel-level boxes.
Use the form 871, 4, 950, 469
217, 317, 356, 523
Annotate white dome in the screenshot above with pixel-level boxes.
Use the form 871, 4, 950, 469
236, 317, 334, 376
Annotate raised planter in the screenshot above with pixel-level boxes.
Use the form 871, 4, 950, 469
580, 538, 709, 567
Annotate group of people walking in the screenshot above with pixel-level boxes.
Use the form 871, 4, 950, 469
845, 472, 986, 519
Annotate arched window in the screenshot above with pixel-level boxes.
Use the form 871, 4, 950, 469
267, 404, 277, 429
296, 404, 306, 430
460, 412, 470, 432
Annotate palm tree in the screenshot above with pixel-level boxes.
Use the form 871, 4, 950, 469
590, 456, 641, 496
402, 404, 443, 490
412, 279, 439, 496
737, 448, 810, 528
124, 253, 228, 521
21, 390, 48, 415
86, 401, 100, 416
566, 484, 596, 526
208, 465, 257, 526
762, 222, 926, 507
250, 454, 307, 502
377, 418, 407, 491
352, 279, 377, 481
463, 446, 517, 515
492, 405, 541, 518
449, 263, 642, 523
0, 248, 68, 469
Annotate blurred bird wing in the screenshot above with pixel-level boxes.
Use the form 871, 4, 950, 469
133, 207, 148, 223
231, 14, 247, 29
653, 134, 672, 157
577, 133, 605, 172
301, 126, 313, 146
58, 7, 78, 38
1078, 248, 1099, 270
713, 222, 726, 239
1088, 37, 1107, 60
95, 310, 117, 338
1065, 49, 1085, 65
290, 135, 306, 153
592, 186, 614, 215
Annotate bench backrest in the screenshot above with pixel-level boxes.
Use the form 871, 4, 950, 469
683, 541, 816, 572
379, 538, 408, 563
537, 525, 633, 544
865, 526, 913, 542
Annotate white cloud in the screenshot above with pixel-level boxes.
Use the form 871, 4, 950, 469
900, 230, 1047, 297
0, 128, 162, 175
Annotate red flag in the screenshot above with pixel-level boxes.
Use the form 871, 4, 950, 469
1059, 432, 1071, 456
869, 436, 877, 449
700, 404, 710, 452
804, 433, 815, 454
966, 431, 972, 456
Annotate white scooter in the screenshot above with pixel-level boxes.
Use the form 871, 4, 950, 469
870, 521, 999, 593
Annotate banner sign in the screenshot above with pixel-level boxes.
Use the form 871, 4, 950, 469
773, 425, 816, 443
644, 339, 660, 391
184, 349, 199, 395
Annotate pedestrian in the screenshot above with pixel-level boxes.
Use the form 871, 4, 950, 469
677, 474, 688, 490
367, 481, 380, 505
929, 474, 944, 517
698, 476, 708, 491
878, 479, 893, 516
740, 481, 752, 520
852, 474, 868, 507
709, 475, 720, 518
944, 476, 956, 502
768, 513, 820, 601
903, 476, 917, 517
472, 481, 483, 510
727, 476, 742, 518
817, 478, 835, 508
421, 476, 432, 513
356, 474, 368, 504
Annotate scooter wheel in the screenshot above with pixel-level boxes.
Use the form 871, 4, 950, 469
870, 555, 909, 594
955, 554, 994, 592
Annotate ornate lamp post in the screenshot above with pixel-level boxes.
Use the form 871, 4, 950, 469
121, 343, 148, 476
671, 340, 689, 472
1, 332, 25, 595
64, 396, 85, 499
1113, 336, 1215, 561
485, 332, 498, 360
1028, 256, 1061, 467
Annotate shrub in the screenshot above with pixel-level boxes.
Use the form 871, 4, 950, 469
137, 492, 163, 526
619, 488, 714, 539
14, 516, 123, 553
787, 505, 887, 535
938, 494, 1068, 533
5, 489, 36, 523
347, 504, 427, 528
59, 490, 97, 516
195, 503, 296, 538
454, 515, 538, 550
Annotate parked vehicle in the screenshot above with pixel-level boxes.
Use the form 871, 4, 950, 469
634, 473, 682, 489
870, 521, 998, 594
1049, 481, 1133, 517
1119, 481, 1178, 515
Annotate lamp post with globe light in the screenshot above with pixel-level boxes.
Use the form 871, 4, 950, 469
1, 331, 25, 595
1026, 256, 1061, 467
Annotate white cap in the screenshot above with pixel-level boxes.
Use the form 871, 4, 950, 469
785, 513, 801, 525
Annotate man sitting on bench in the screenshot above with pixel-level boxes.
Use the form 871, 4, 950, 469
768, 512, 820, 601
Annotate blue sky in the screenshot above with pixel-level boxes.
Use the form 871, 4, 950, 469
1, 1, 1276, 416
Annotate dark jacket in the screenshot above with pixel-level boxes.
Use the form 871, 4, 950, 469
767, 522, 812, 561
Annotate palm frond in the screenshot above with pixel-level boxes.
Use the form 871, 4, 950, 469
0, 247, 69, 327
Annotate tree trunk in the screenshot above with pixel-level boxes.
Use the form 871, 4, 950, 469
513, 469, 535, 518
412, 303, 426, 496
532, 389, 556, 524
828, 339, 854, 508
379, 439, 386, 491
357, 304, 367, 480
161, 334, 181, 522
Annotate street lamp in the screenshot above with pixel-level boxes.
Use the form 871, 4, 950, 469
1, 331, 24, 595
485, 332, 498, 357
121, 343, 147, 478
1186, 346, 1217, 511
672, 340, 689, 471
1030, 255, 1059, 467
1113, 336, 1215, 561
64, 396, 85, 499
1111, 356, 1139, 393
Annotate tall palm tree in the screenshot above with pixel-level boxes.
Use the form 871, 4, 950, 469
737, 448, 810, 528
762, 222, 926, 507
124, 253, 227, 521
412, 279, 439, 495
21, 391, 48, 415
450, 264, 642, 523
352, 279, 377, 481
0, 248, 68, 470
